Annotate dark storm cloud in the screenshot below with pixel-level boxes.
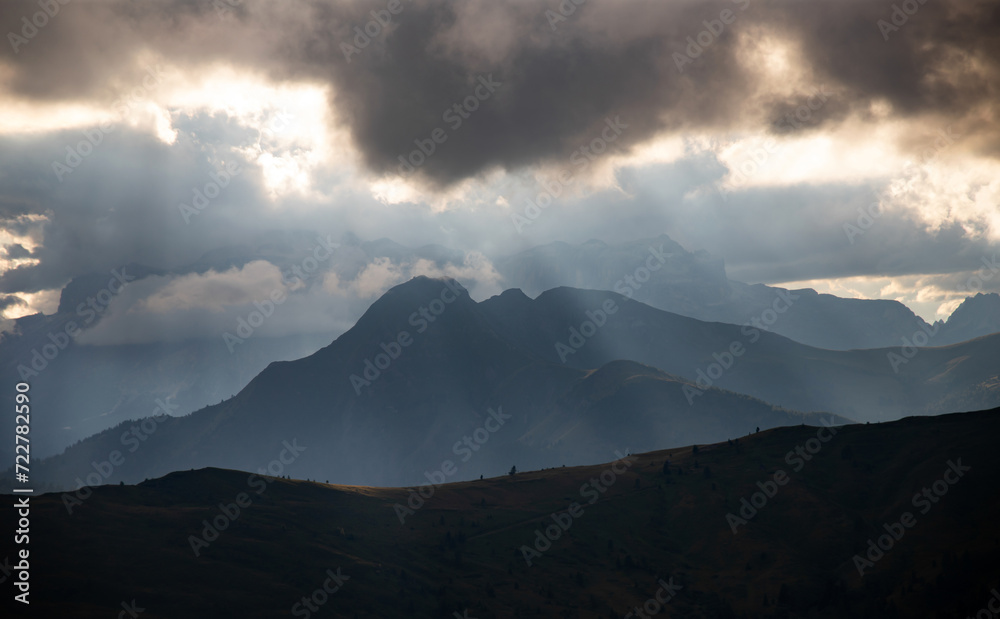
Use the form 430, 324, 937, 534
2, 0, 997, 186
769, 0, 1000, 115
2, 243, 32, 259
1, 0, 998, 318
0, 293, 26, 311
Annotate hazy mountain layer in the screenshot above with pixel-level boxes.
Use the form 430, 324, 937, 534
496, 235, 1000, 350
14, 277, 842, 491
15, 275, 1000, 492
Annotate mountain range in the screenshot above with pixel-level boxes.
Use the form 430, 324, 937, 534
2, 233, 998, 474
496, 235, 1000, 350
14, 275, 1000, 492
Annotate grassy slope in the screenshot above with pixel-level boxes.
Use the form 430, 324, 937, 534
12, 409, 1000, 618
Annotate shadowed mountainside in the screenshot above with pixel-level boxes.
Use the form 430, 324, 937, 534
13, 278, 840, 491
478, 286, 1000, 421
11, 408, 1000, 618
495, 235, 953, 351
12, 276, 1000, 491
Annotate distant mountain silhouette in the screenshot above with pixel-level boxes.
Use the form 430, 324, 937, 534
0, 259, 323, 466
16, 277, 843, 491
933, 292, 1000, 345
0, 230, 499, 464
5, 232, 995, 469
478, 285, 1000, 421
16, 276, 1000, 492
496, 234, 980, 351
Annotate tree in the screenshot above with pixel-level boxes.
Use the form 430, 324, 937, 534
509, 465, 517, 476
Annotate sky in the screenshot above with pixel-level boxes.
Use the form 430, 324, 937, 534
1, 0, 998, 336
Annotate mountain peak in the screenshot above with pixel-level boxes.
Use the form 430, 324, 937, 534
348, 276, 472, 334
938, 292, 1000, 344
388, 275, 468, 298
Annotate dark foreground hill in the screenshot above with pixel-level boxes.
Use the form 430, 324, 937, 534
9, 408, 999, 618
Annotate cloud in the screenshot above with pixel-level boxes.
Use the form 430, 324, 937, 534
135, 261, 286, 314
347, 257, 407, 298
2, 243, 32, 259
326, 250, 503, 300
1, 0, 999, 330
72, 246, 507, 345
0, 293, 26, 312
410, 251, 504, 298
774, 264, 1000, 323
2, 0, 997, 187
